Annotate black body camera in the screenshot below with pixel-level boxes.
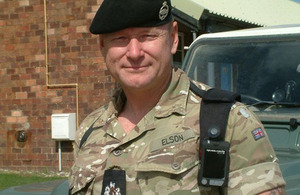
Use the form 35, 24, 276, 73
198, 139, 230, 187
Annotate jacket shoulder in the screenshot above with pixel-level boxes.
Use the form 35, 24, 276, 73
75, 104, 109, 146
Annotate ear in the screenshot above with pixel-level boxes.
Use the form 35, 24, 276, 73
170, 21, 179, 55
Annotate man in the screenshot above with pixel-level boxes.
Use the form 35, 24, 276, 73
69, 0, 285, 194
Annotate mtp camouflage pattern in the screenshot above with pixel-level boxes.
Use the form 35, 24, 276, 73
69, 68, 285, 194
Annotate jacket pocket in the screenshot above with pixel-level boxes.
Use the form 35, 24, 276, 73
135, 137, 200, 194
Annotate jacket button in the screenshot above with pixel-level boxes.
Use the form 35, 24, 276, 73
113, 149, 122, 156
172, 162, 180, 170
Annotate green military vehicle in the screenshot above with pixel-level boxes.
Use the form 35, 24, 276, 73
1, 24, 300, 195
182, 24, 300, 194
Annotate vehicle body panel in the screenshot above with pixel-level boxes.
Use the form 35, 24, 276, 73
0, 179, 67, 195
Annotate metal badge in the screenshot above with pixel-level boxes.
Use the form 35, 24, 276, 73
159, 1, 169, 21
239, 108, 250, 118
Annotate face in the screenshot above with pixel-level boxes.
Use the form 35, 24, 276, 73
100, 21, 178, 92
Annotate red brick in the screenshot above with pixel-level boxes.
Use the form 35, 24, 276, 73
42, 147, 52, 154
0, 20, 5, 26
5, 44, 15, 51
42, 160, 54, 166
24, 6, 34, 12
16, 92, 28, 99
34, 54, 45, 61
51, 96, 63, 103
12, 160, 22, 166
61, 46, 70, 53
52, 109, 64, 114
30, 24, 39, 30
17, 116, 27, 123
18, 153, 29, 160
22, 160, 32, 166
7, 117, 17, 123
12, 148, 21, 153
35, 67, 46, 73
10, 14, 19, 19
20, 74, 31, 80
46, 91, 57, 97
36, 91, 46, 98
19, 12, 30, 19
27, 92, 36, 98
26, 79, 36, 86
22, 87, 31, 92
7, 69, 15, 74
31, 85, 42, 92
19, 0, 30, 7
32, 148, 41, 153
31, 160, 41, 166
11, 110, 22, 117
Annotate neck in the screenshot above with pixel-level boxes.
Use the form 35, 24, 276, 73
124, 86, 163, 116
118, 71, 172, 133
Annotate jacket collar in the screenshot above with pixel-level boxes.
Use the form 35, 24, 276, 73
93, 68, 190, 128
154, 68, 189, 118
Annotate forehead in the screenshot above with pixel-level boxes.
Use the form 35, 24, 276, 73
102, 24, 169, 38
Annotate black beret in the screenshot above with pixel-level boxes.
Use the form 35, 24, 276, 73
90, 0, 173, 34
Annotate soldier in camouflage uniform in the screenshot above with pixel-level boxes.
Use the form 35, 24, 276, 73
69, 0, 286, 194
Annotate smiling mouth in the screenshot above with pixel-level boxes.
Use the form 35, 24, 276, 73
123, 64, 150, 71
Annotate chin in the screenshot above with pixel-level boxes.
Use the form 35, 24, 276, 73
122, 79, 154, 91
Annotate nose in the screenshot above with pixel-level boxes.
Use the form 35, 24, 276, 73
126, 38, 144, 60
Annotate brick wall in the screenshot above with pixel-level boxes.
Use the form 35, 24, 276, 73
0, 0, 115, 172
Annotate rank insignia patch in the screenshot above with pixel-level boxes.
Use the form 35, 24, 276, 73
251, 128, 265, 141
103, 182, 121, 195
101, 169, 126, 195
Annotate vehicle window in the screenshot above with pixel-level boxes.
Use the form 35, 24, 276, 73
185, 40, 300, 106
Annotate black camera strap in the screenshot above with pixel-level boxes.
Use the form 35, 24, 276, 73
189, 80, 240, 143
189, 81, 240, 188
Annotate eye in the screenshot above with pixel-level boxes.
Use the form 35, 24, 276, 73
110, 36, 129, 46
113, 36, 127, 41
139, 34, 157, 42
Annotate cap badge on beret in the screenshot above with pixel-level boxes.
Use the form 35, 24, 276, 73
159, 1, 169, 21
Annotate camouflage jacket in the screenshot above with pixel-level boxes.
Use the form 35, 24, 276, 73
69, 68, 285, 195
